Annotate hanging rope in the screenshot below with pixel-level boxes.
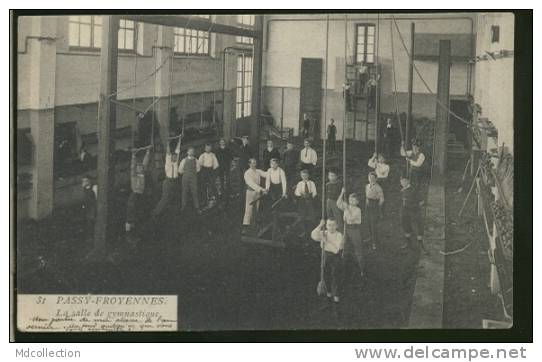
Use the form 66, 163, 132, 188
374, 13, 381, 155
389, 18, 404, 142
321, 14, 330, 218
168, 32, 174, 136
391, 16, 490, 132
132, 23, 139, 149
342, 14, 348, 239
317, 15, 330, 297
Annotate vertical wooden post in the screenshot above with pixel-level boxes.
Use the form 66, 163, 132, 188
250, 15, 264, 145
93, 15, 119, 258
280, 87, 284, 136
406, 22, 415, 150
433, 40, 452, 181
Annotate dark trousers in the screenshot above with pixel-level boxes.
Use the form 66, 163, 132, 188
366, 199, 380, 246
217, 167, 230, 196
324, 251, 342, 297
401, 206, 423, 239
126, 192, 144, 225
285, 166, 297, 196
85, 216, 95, 241
152, 178, 180, 217
326, 199, 343, 232
200, 167, 216, 203
182, 175, 199, 210
344, 224, 363, 272
410, 168, 422, 189
297, 196, 316, 236
328, 137, 336, 153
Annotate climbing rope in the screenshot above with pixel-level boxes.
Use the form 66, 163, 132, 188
317, 14, 330, 296
342, 14, 348, 239
374, 13, 380, 155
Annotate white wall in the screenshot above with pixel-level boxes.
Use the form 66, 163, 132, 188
263, 13, 476, 137
474, 12, 514, 152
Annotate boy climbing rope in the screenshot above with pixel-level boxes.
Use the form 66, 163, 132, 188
311, 219, 345, 303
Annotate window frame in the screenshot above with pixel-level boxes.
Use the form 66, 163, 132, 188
68, 16, 136, 53
68, 15, 102, 51
173, 26, 211, 57
235, 52, 253, 119
355, 23, 376, 65
117, 19, 136, 52
236, 15, 255, 45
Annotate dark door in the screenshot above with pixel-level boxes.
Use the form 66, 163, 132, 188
449, 100, 470, 146
299, 58, 323, 140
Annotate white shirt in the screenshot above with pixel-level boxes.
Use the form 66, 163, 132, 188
311, 227, 344, 254
265, 167, 287, 195
198, 152, 219, 169
300, 147, 317, 165
368, 157, 390, 178
294, 180, 317, 198
244, 168, 267, 192
164, 152, 180, 178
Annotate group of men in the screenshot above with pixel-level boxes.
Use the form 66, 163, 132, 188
239, 133, 428, 259
80, 123, 427, 261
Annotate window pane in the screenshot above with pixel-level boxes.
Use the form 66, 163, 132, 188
197, 35, 203, 53
125, 30, 134, 49
367, 25, 375, 35
191, 37, 197, 53
93, 16, 102, 25
80, 24, 91, 47
236, 103, 242, 118
118, 31, 124, 49
203, 39, 208, 54
366, 54, 374, 63
366, 44, 374, 54
358, 26, 366, 37
126, 20, 134, 29
93, 26, 102, 47
69, 23, 79, 46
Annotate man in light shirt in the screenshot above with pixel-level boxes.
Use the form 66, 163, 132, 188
242, 158, 268, 234
179, 147, 201, 212
368, 152, 391, 195
294, 169, 317, 238
152, 137, 181, 218
198, 143, 220, 205
299, 139, 317, 176
400, 139, 425, 188
265, 158, 287, 204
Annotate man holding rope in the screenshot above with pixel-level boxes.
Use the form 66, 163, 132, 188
242, 158, 268, 235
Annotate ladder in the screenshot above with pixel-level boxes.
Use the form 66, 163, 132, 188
345, 63, 380, 143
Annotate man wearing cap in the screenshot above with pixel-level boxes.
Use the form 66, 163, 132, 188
400, 139, 425, 188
